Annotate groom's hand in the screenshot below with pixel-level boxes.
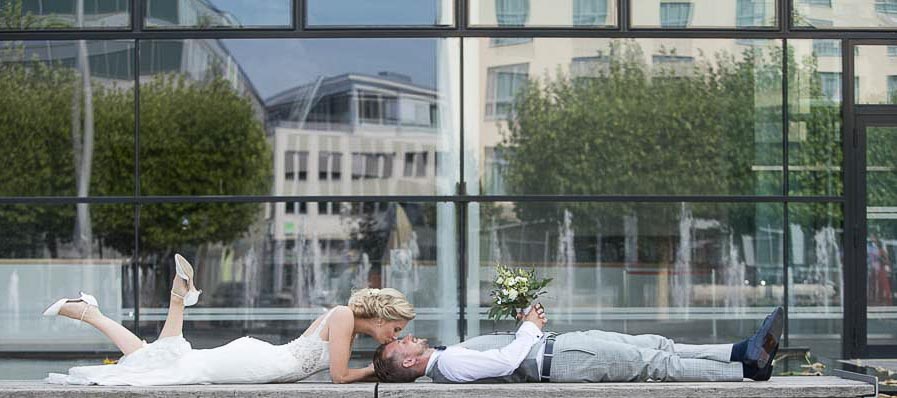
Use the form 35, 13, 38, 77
521, 303, 547, 330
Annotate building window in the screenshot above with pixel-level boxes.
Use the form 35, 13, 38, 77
491, 0, 532, 46
286, 202, 295, 214
660, 2, 693, 28
572, 0, 608, 26
351, 152, 393, 179
486, 63, 529, 120
818, 72, 841, 102
888, 46, 897, 57
318, 202, 329, 215
495, 0, 529, 26
876, 0, 897, 16
888, 76, 897, 103
799, 0, 832, 6
318, 152, 342, 181
736, 0, 769, 27
285, 151, 308, 181
403, 152, 429, 178
812, 40, 841, 57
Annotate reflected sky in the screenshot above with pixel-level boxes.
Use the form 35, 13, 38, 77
222, 39, 439, 99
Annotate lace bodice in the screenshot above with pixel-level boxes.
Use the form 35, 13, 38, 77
281, 309, 333, 380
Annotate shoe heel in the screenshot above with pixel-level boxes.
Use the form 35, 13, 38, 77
42, 298, 68, 317
174, 253, 193, 281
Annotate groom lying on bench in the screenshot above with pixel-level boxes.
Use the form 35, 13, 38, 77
373, 305, 783, 383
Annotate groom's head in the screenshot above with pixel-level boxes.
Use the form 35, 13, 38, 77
373, 334, 431, 382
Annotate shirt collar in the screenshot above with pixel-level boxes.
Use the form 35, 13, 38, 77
424, 349, 442, 376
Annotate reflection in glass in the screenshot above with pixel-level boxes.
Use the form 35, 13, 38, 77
306, 0, 453, 27
0, 204, 133, 352
793, 0, 897, 29
469, 0, 618, 27
631, 0, 777, 29
139, 201, 457, 348
145, 0, 292, 29
139, 39, 458, 196
866, 127, 897, 347
465, 38, 783, 195
0, 0, 129, 30
787, 203, 843, 359
0, 40, 135, 197
855, 46, 897, 104
468, 202, 784, 343
788, 40, 843, 197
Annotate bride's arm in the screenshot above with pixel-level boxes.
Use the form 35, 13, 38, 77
327, 307, 376, 384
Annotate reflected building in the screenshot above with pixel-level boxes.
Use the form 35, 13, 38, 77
264, 72, 442, 305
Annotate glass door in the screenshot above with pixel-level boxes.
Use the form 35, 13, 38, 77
858, 117, 897, 357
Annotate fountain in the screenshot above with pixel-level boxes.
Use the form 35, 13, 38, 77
557, 209, 576, 319
672, 204, 693, 310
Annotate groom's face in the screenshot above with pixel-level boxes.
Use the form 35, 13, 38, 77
389, 334, 430, 360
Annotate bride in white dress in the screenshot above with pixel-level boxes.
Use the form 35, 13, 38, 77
42, 254, 415, 385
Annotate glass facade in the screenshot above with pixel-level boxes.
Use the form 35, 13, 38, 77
2, 0, 896, 381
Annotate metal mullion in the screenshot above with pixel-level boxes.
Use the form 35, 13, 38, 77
458, 0, 467, 30
132, 32, 141, 338
620, 0, 629, 32
842, 38, 859, 358
781, 0, 791, 34
782, 37, 790, 347
9, 28, 897, 41
295, 0, 303, 31
457, 5, 468, 342
0, 194, 847, 205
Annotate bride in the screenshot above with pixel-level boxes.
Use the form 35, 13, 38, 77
43, 253, 415, 385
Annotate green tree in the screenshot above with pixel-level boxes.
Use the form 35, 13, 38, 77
0, 47, 272, 259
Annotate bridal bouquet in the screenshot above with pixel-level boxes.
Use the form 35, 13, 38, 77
487, 265, 552, 321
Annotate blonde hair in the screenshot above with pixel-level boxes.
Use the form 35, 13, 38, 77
347, 288, 415, 321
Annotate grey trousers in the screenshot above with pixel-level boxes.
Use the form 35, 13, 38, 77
550, 330, 744, 383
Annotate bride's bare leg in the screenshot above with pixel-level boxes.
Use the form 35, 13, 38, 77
59, 302, 144, 355
159, 276, 187, 339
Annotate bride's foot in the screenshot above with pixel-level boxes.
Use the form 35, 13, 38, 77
43, 292, 101, 322
171, 253, 201, 306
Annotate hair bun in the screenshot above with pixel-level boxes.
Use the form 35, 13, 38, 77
348, 288, 415, 321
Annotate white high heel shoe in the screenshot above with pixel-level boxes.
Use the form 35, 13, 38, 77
172, 253, 202, 306
42, 292, 99, 321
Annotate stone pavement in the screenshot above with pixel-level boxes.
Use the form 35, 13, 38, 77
0, 377, 877, 398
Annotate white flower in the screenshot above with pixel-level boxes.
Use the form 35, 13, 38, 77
515, 276, 527, 283
501, 289, 509, 297
503, 278, 514, 287
495, 277, 504, 285
507, 290, 519, 301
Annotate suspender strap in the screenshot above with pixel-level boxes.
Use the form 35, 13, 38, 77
540, 333, 557, 383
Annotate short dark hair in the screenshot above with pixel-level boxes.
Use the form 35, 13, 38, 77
373, 343, 421, 383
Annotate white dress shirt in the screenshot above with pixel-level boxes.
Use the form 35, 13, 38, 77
424, 321, 544, 382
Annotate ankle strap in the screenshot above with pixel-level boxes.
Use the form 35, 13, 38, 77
78, 302, 90, 322
171, 290, 185, 300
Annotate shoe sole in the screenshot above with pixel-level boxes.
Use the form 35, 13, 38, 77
747, 307, 783, 368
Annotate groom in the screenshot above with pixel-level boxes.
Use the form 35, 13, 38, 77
374, 305, 783, 384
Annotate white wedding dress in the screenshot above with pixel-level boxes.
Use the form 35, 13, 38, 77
47, 309, 335, 386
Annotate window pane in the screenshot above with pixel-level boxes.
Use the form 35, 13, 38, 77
0, 0, 129, 30
632, 0, 777, 29
469, 0, 618, 27
0, 40, 135, 196
467, 202, 784, 344
793, 0, 897, 29
140, 38, 459, 196
306, 0, 453, 27
145, 0, 292, 29
788, 40, 843, 197
787, 203, 843, 359
465, 38, 783, 195
856, 45, 897, 104
0, 203, 134, 352
138, 201, 458, 349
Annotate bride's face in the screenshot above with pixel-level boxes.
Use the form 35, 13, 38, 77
373, 319, 409, 344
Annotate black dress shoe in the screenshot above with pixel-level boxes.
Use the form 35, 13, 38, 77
744, 306, 784, 368
750, 344, 778, 381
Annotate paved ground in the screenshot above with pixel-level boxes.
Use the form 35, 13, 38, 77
0, 377, 877, 398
